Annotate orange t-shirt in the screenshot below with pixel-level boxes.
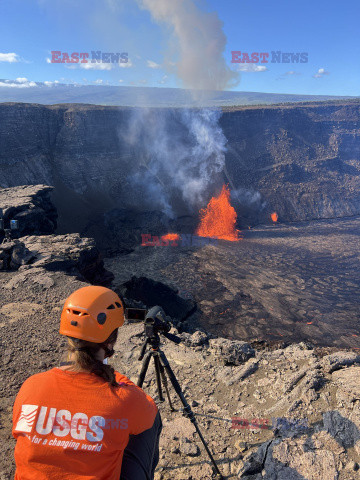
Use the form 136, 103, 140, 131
12, 368, 158, 480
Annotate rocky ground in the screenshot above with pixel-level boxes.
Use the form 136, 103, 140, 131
0, 185, 359, 479
0, 239, 359, 479
113, 323, 360, 480
0, 185, 57, 239
106, 216, 360, 349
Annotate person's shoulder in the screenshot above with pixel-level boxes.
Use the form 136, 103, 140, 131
113, 372, 158, 433
19, 368, 58, 389
114, 371, 156, 402
15, 369, 58, 401
114, 371, 137, 388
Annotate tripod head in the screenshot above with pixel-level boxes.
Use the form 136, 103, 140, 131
138, 306, 181, 359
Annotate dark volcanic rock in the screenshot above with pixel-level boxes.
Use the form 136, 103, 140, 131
84, 209, 198, 255
323, 410, 360, 449
0, 184, 57, 239
222, 102, 360, 224
0, 102, 359, 249
0, 234, 113, 286
101, 209, 170, 255
117, 275, 196, 322
321, 351, 360, 373
208, 337, 255, 365
178, 330, 209, 347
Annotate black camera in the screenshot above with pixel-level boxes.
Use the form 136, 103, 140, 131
125, 306, 171, 336
125, 305, 180, 348
144, 306, 171, 338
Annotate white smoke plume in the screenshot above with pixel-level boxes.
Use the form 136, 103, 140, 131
231, 188, 266, 210
123, 0, 239, 218
122, 107, 227, 217
137, 0, 239, 91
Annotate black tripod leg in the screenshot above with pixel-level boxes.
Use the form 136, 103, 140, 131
158, 361, 176, 411
153, 353, 164, 402
158, 350, 224, 479
137, 350, 153, 388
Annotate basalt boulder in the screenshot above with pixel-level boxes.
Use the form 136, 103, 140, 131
0, 234, 113, 286
0, 184, 57, 241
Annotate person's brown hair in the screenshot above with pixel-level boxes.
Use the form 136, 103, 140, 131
62, 329, 119, 387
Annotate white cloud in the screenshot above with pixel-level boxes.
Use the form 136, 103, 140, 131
94, 79, 103, 84
0, 79, 37, 88
80, 62, 113, 71
158, 75, 168, 84
0, 52, 20, 63
277, 70, 301, 80
285, 70, 301, 76
65, 59, 132, 70
147, 60, 161, 69
313, 68, 330, 78
119, 59, 133, 68
44, 80, 59, 87
235, 64, 268, 72
139, 79, 148, 84
16, 77, 28, 83
119, 79, 124, 83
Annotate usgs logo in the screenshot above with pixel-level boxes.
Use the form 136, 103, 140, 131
15, 404, 128, 442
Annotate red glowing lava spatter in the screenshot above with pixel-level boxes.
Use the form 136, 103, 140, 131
271, 212, 278, 223
161, 233, 180, 242
196, 184, 240, 241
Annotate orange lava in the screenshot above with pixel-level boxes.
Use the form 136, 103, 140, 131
271, 212, 278, 223
161, 233, 180, 241
196, 184, 240, 241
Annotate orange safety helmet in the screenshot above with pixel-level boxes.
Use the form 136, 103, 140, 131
59, 286, 124, 343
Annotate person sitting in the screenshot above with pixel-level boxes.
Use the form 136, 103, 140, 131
12, 285, 162, 480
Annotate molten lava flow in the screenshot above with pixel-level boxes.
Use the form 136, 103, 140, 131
161, 233, 180, 241
271, 212, 278, 223
196, 184, 240, 241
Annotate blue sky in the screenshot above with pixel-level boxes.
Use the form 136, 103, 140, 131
0, 0, 359, 96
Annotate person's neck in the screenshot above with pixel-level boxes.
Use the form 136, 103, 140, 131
59, 350, 106, 370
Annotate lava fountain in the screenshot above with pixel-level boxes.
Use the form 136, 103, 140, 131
271, 212, 279, 223
196, 184, 240, 241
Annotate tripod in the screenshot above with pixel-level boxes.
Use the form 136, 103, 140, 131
137, 316, 224, 479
